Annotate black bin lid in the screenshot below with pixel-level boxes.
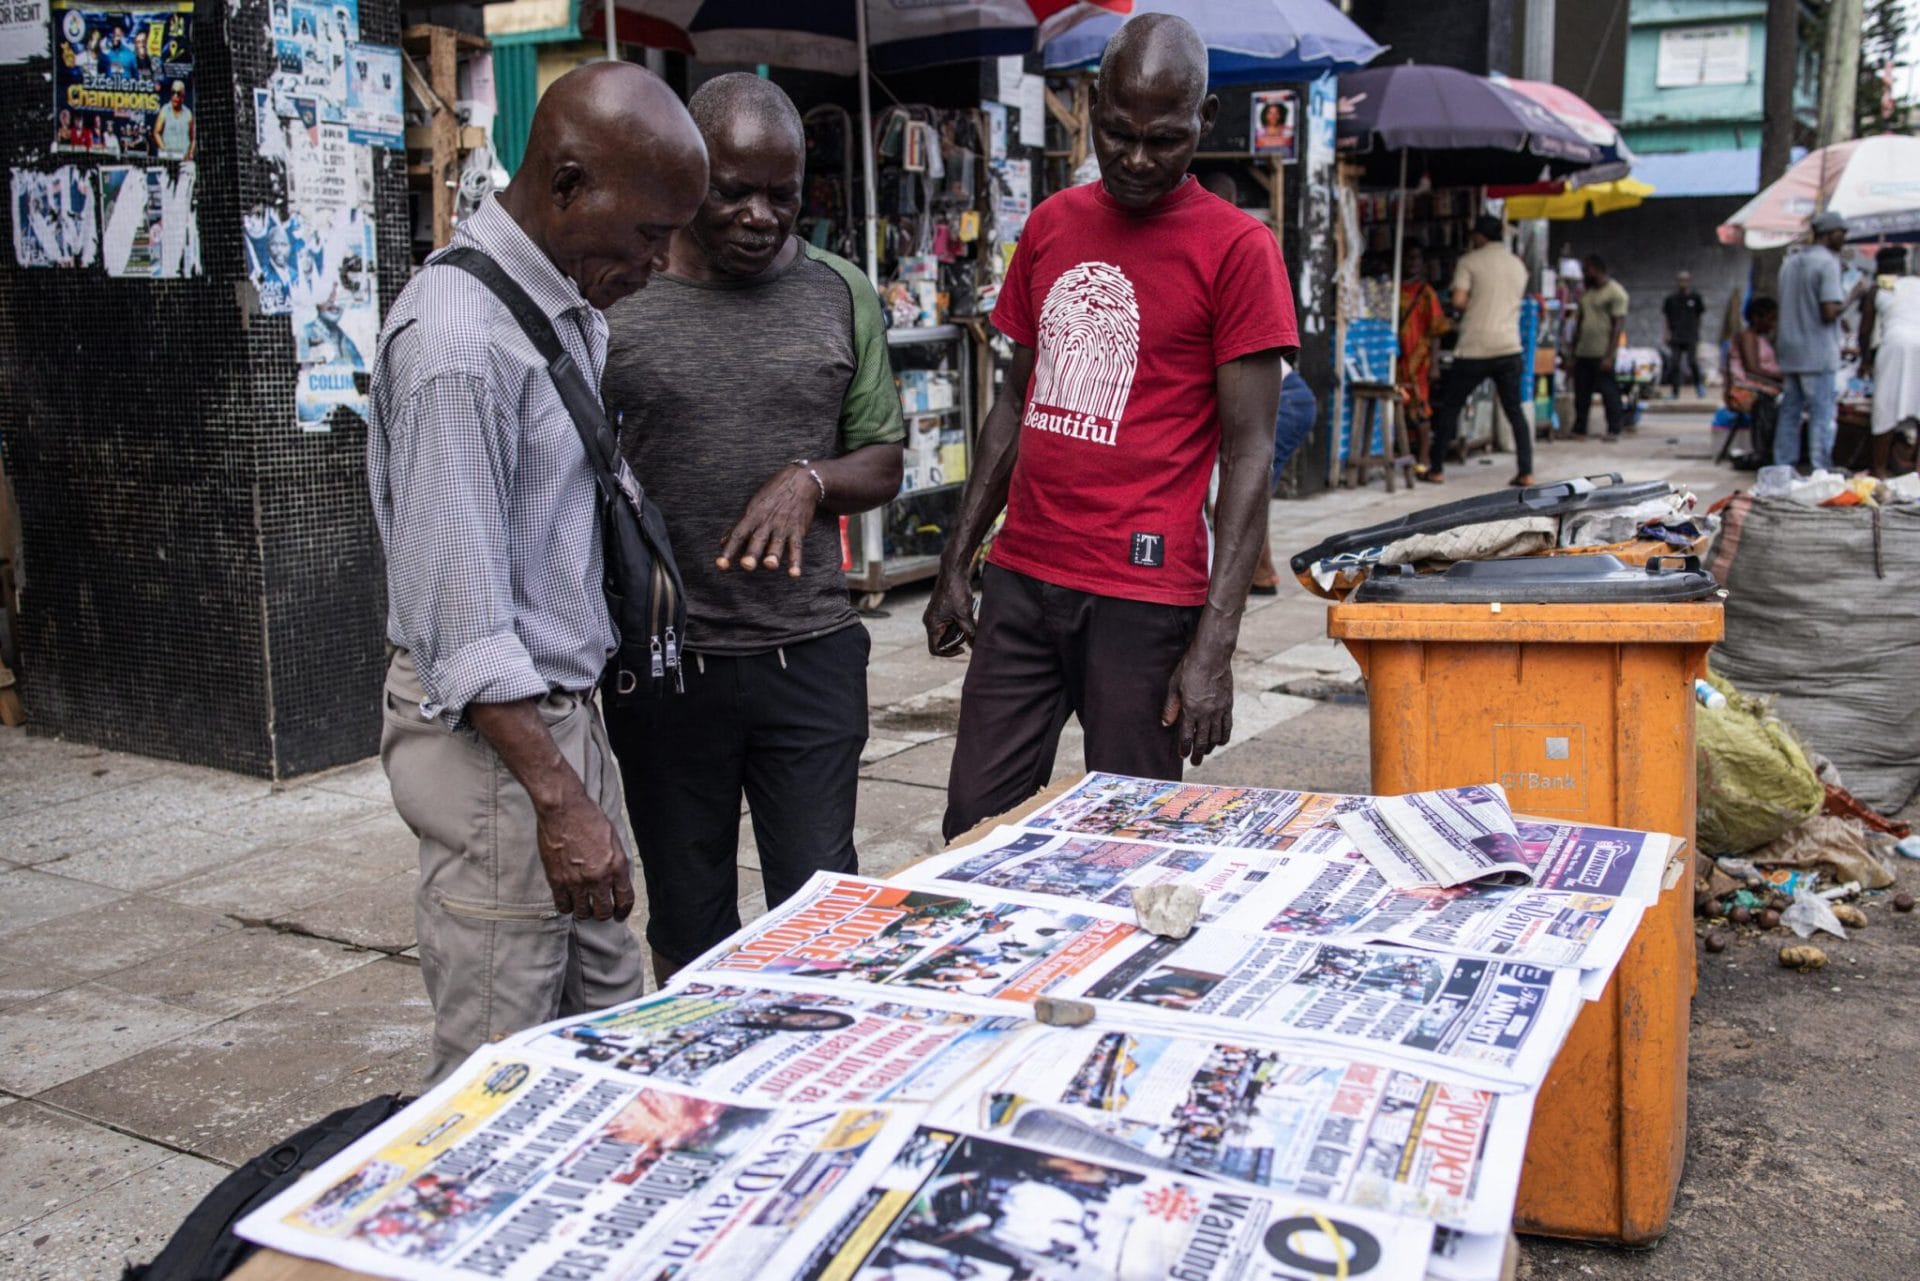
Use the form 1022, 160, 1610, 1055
1351, 554, 1720, 605
1289, 474, 1675, 576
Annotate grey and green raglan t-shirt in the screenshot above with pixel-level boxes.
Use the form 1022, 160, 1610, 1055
601, 242, 904, 654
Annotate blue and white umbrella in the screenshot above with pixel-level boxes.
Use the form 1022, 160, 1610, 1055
1041, 0, 1384, 83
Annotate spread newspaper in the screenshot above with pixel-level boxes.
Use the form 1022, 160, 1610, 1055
684, 874, 1585, 1088
234, 1050, 918, 1281
789, 1125, 1435, 1280
949, 1026, 1531, 1233
236, 773, 1682, 1281
1022, 774, 1676, 902
897, 826, 1651, 980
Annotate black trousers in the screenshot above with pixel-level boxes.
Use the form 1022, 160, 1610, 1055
1571, 355, 1626, 436
1665, 341, 1702, 394
605, 624, 869, 966
943, 565, 1200, 841
1431, 354, 1533, 476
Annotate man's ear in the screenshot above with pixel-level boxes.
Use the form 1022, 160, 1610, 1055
1198, 93, 1220, 136
551, 161, 588, 210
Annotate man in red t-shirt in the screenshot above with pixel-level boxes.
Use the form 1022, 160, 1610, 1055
926, 14, 1297, 839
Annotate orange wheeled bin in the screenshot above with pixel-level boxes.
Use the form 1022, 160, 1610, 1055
1327, 555, 1722, 1245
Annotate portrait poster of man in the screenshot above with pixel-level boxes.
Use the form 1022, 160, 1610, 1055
52, 0, 192, 159
1250, 89, 1297, 160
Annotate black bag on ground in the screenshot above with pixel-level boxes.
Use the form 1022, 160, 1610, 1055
437, 246, 688, 700
123, 1093, 411, 1281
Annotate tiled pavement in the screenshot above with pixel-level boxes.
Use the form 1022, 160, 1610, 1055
0, 420, 1734, 1278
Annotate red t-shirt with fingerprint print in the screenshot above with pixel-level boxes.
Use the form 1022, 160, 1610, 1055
988, 177, 1297, 606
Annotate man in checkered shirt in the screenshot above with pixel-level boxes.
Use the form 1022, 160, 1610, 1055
367, 64, 707, 1083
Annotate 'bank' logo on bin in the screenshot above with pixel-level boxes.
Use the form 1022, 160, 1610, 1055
1493, 723, 1587, 813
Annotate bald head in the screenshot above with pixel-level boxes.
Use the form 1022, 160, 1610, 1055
503, 62, 708, 309
1101, 13, 1209, 114
1090, 13, 1216, 210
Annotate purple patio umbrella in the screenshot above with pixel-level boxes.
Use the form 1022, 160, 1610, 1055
1337, 63, 1600, 188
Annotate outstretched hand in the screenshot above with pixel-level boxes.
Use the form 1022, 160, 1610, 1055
718, 465, 819, 576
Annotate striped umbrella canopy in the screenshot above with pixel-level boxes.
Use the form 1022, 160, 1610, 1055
1718, 134, 1920, 248
1488, 73, 1635, 188
1338, 63, 1600, 188
587, 0, 1132, 75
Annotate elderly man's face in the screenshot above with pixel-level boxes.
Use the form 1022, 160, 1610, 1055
1090, 72, 1215, 210
688, 114, 803, 279
549, 161, 706, 311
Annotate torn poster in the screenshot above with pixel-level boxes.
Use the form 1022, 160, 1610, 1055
10, 166, 97, 268
344, 42, 402, 147
53, 0, 193, 159
97, 162, 198, 277
291, 205, 376, 430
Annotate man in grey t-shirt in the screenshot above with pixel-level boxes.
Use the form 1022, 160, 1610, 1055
1774, 210, 1851, 471
600, 75, 904, 984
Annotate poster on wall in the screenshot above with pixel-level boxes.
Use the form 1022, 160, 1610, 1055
343, 42, 402, 147
269, 0, 358, 120
98, 162, 199, 277
1250, 88, 1297, 160
291, 206, 377, 430
0, 0, 50, 63
10, 166, 97, 267
53, 0, 193, 159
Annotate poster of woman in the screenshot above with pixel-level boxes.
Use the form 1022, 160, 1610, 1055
1250, 89, 1297, 160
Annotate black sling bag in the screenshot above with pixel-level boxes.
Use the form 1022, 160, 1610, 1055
437, 246, 685, 699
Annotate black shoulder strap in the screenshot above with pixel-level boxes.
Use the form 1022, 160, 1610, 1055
435, 246, 624, 495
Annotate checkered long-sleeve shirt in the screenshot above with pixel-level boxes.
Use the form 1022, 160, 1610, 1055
367, 196, 615, 724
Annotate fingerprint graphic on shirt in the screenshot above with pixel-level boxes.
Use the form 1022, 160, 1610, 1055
1025, 261, 1140, 447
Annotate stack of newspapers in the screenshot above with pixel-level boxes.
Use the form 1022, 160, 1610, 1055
238, 772, 1682, 1281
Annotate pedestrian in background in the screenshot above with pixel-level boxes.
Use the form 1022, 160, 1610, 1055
366, 65, 706, 1082
1773, 210, 1854, 472
1728, 296, 1782, 463
1569, 253, 1629, 441
1860, 244, 1920, 477
1424, 214, 1532, 487
1396, 241, 1448, 474
1661, 269, 1705, 398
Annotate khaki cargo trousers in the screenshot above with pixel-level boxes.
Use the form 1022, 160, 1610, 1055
381, 650, 646, 1083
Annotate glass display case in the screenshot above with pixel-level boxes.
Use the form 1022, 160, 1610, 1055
843, 324, 974, 609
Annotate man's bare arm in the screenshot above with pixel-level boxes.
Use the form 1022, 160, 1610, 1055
467, 699, 633, 922
1160, 348, 1285, 766
922, 343, 1035, 655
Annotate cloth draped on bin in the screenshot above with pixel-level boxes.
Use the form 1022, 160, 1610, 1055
1708, 493, 1920, 814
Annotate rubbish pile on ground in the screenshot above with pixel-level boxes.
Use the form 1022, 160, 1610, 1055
1708, 489, 1920, 816
1693, 667, 1910, 971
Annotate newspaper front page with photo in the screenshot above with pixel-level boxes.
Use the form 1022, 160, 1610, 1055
785, 1125, 1435, 1281
951, 1025, 1533, 1233
235, 1052, 917, 1281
